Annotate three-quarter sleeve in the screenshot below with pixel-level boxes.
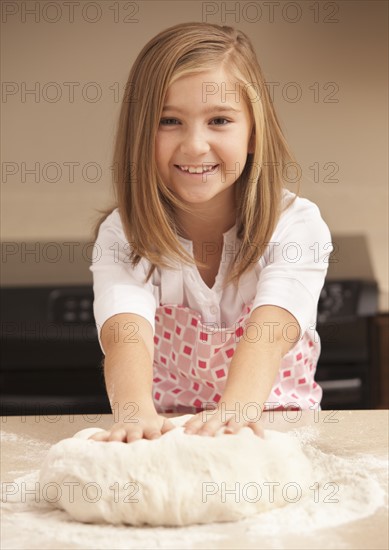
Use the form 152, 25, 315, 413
89, 209, 157, 354
252, 195, 333, 337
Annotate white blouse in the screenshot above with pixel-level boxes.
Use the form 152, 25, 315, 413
90, 189, 333, 354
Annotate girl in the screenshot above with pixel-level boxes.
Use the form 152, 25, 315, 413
89, 22, 333, 443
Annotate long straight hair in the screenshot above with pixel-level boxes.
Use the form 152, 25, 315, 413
93, 22, 299, 287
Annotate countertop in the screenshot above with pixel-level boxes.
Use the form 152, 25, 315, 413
1, 410, 388, 549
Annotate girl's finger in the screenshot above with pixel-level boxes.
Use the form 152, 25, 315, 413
161, 418, 176, 434
143, 428, 161, 440
108, 427, 128, 442
223, 420, 264, 437
183, 413, 206, 433
125, 429, 143, 443
248, 422, 265, 438
223, 419, 242, 434
88, 430, 109, 442
183, 421, 202, 434
196, 415, 224, 436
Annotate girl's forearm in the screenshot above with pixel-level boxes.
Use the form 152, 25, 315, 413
100, 313, 157, 422
220, 305, 300, 414
221, 340, 283, 413
103, 337, 157, 421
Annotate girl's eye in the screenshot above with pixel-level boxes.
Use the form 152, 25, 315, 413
159, 118, 180, 125
159, 117, 231, 126
211, 118, 230, 125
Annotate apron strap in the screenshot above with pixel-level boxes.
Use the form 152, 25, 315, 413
160, 264, 184, 305
238, 264, 260, 305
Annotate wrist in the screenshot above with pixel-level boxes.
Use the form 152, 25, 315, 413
218, 394, 264, 422
220, 389, 262, 408
110, 395, 157, 422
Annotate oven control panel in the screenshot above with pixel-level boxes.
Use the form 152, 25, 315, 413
317, 280, 378, 324
48, 288, 94, 324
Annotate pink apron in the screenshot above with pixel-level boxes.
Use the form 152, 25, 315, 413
152, 267, 322, 414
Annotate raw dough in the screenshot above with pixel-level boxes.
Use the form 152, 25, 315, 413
39, 415, 314, 526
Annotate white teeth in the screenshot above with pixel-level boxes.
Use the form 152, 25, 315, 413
177, 165, 217, 174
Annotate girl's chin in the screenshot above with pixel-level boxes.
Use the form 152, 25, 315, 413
164, 181, 236, 206
170, 190, 235, 207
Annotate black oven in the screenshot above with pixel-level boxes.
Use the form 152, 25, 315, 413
315, 279, 378, 408
0, 236, 379, 415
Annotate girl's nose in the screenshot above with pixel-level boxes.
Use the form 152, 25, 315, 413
179, 130, 210, 157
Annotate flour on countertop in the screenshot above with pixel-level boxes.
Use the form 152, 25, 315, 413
246, 442, 387, 537
1, 426, 387, 550
1, 430, 51, 478
1, 430, 51, 452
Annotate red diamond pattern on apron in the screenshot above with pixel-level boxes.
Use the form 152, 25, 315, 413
152, 301, 322, 414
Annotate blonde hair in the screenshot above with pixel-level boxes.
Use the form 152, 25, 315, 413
93, 22, 299, 287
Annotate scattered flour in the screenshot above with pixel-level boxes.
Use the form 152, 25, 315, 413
0, 430, 51, 478
0, 430, 50, 451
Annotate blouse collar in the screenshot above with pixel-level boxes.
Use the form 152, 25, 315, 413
176, 221, 238, 246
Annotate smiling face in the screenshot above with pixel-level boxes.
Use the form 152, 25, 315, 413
155, 68, 254, 208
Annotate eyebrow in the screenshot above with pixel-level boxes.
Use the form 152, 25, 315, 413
162, 105, 241, 114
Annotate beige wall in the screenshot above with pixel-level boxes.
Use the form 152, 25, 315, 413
2, 0, 388, 309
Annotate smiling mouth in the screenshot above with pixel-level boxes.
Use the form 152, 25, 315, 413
174, 164, 219, 175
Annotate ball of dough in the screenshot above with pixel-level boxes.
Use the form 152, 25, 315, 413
39, 415, 313, 526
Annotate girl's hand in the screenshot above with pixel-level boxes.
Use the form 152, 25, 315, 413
183, 404, 264, 438
88, 412, 175, 443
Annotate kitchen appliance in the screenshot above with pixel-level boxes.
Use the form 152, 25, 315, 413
0, 235, 379, 415
314, 235, 379, 408
1, 241, 109, 416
